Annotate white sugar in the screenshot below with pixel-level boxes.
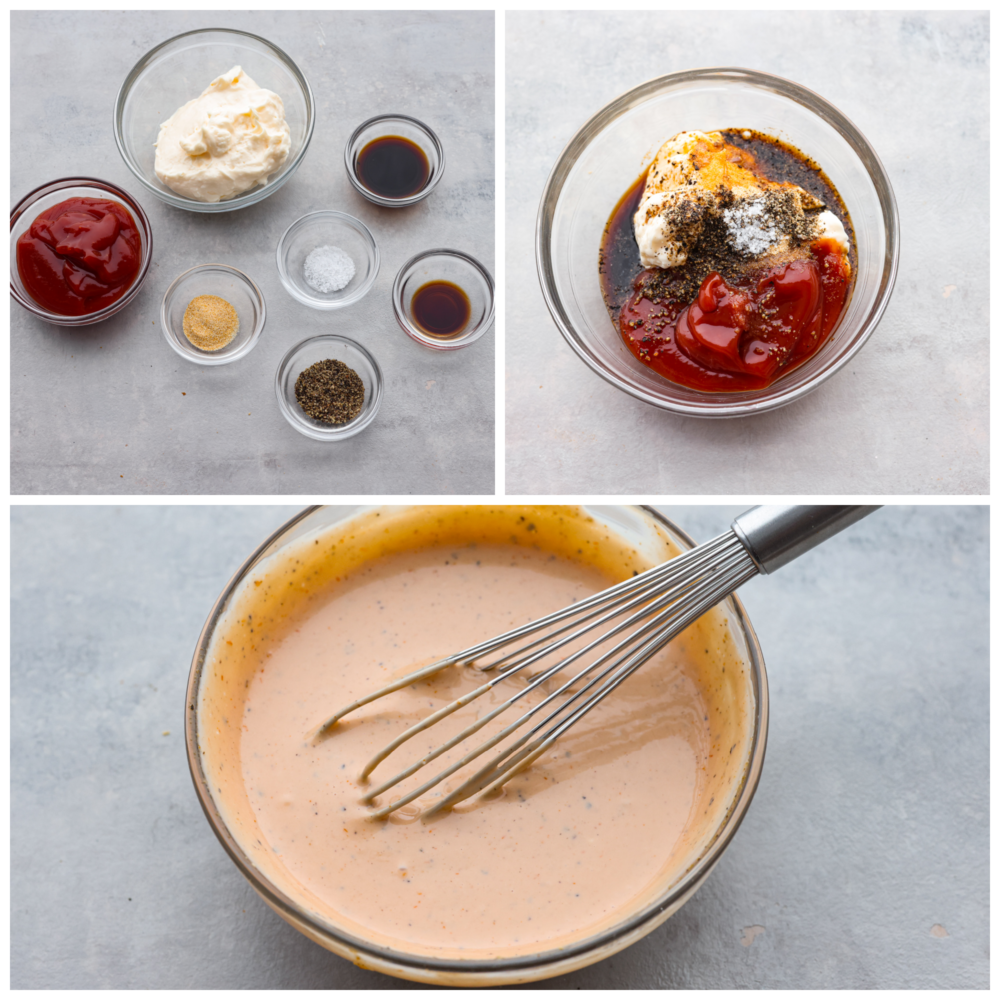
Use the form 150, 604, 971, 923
304, 245, 356, 294
723, 200, 779, 257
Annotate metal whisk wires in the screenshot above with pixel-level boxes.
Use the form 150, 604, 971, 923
315, 528, 759, 820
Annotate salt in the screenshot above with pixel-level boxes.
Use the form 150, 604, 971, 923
723, 199, 779, 257
304, 245, 356, 293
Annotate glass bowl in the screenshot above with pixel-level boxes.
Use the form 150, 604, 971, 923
274, 334, 383, 440
536, 67, 900, 418
10, 177, 153, 327
114, 28, 315, 213
160, 264, 265, 365
185, 504, 768, 985
275, 211, 379, 309
392, 249, 495, 350
344, 114, 445, 207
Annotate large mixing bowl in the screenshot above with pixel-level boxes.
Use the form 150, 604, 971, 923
536, 67, 900, 417
185, 505, 768, 985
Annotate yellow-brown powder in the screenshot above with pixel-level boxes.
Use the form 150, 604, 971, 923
183, 295, 239, 351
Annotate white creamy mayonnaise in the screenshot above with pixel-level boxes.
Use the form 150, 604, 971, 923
154, 66, 291, 203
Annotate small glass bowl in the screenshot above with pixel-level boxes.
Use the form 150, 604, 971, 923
392, 249, 495, 350
344, 114, 445, 207
274, 334, 383, 440
114, 28, 315, 213
10, 177, 153, 327
537, 67, 900, 417
161, 264, 266, 365
275, 211, 379, 309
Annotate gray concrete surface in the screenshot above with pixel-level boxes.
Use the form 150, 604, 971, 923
11, 504, 987, 988
506, 12, 988, 494
11, 11, 495, 495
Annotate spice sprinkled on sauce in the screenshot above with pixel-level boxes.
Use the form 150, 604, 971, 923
183, 295, 239, 351
600, 129, 854, 392
295, 358, 365, 423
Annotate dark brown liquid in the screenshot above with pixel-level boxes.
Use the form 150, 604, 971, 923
411, 281, 470, 338
356, 136, 430, 199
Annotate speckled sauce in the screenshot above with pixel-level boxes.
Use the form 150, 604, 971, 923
198, 506, 754, 961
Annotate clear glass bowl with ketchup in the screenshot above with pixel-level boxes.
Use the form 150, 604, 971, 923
536, 68, 900, 418
114, 28, 315, 213
10, 177, 153, 327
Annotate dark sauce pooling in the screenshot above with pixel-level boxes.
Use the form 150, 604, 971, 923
411, 281, 470, 339
356, 136, 430, 199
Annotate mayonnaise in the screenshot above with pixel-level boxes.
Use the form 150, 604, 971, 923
154, 66, 290, 203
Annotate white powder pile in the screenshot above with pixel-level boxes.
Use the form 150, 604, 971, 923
722, 200, 779, 256
304, 245, 356, 293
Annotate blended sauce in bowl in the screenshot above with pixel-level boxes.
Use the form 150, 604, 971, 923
194, 506, 758, 976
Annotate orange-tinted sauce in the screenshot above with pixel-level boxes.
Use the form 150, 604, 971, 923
200, 506, 755, 962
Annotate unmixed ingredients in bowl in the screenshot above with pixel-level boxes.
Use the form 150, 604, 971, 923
155, 66, 290, 203
196, 506, 755, 965
294, 359, 365, 423
183, 294, 239, 351
600, 129, 855, 392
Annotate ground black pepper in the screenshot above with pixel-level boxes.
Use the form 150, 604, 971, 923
295, 359, 365, 424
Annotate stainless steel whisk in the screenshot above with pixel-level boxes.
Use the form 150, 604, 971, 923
316, 505, 879, 820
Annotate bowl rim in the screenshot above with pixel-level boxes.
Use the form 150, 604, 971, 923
344, 113, 446, 207
535, 65, 901, 418
391, 247, 496, 350
275, 210, 381, 309
184, 504, 769, 984
160, 262, 266, 365
113, 26, 316, 213
273, 333, 384, 439
10, 175, 154, 326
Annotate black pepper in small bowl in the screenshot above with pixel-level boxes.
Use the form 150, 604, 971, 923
295, 359, 365, 424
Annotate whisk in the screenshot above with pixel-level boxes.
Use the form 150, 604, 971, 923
316, 505, 879, 820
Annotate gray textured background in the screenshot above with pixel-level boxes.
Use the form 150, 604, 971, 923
11, 504, 988, 988
506, 12, 988, 494
11, 11, 494, 495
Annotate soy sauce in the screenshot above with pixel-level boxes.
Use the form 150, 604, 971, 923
356, 136, 430, 199
411, 281, 470, 338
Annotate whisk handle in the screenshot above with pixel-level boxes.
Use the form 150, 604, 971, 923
732, 505, 880, 575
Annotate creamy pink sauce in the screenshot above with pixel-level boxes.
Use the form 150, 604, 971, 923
199, 507, 753, 962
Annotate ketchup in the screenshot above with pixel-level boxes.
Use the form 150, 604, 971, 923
16, 197, 142, 316
618, 240, 850, 392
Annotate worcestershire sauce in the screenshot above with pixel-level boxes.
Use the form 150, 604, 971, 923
356, 136, 430, 198
411, 281, 470, 338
